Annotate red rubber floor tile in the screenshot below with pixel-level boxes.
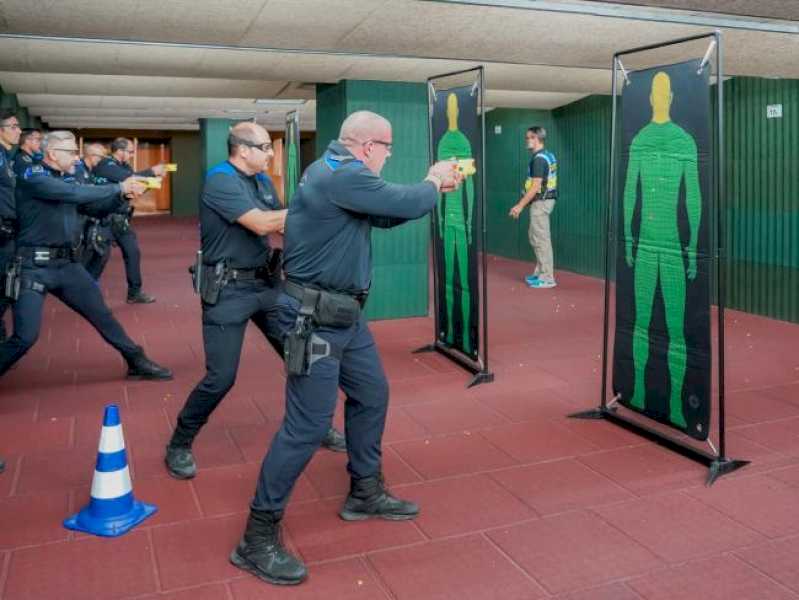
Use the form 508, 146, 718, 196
152, 514, 246, 590
406, 473, 536, 538
402, 397, 508, 435
491, 459, 634, 516
139, 583, 231, 600
231, 557, 390, 599
391, 432, 517, 480
487, 510, 663, 595
735, 417, 799, 456
15, 449, 96, 495
480, 387, 583, 423
556, 583, 643, 600
284, 499, 424, 563
627, 555, 797, 600
368, 535, 546, 600
594, 491, 765, 563
0, 418, 73, 456
381, 406, 430, 443
736, 535, 799, 594
0, 491, 70, 550
578, 444, 706, 496
685, 474, 799, 538
3, 531, 157, 600
480, 420, 600, 464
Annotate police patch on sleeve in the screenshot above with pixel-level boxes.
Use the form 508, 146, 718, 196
23, 164, 46, 180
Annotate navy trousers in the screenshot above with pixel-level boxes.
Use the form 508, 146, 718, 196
0, 258, 140, 376
252, 292, 389, 512
171, 280, 282, 447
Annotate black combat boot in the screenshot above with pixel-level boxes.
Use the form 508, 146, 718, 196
230, 509, 307, 586
339, 474, 419, 521
164, 444, 197, 479
126, 290, 156, 304
320, 427, 347, 453
125, 349, 173, 381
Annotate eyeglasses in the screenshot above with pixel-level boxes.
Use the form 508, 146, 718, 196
368, 139, 392, 152
243, 140, 273, 153
52, 147, 79, 156
0, 123, 20, 131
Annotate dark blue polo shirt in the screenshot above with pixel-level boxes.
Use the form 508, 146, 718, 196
282, 140, 438, 294
0, 145, 16, 219
200, 161, 279, 269
15, 162, 124, 248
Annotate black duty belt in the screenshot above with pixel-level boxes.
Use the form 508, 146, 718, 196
18, 246, 80, 262
226, 267, 259, 281
283, 279, 368, 308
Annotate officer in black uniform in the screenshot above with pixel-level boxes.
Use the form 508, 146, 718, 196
91, 137, 165, 304
164, 122, 345, 481
0, 109, 20, 474
0, 110, 20, 348
0, 131, 172, 380
76, 143, 114, 274
229, 111, 461, 586
12, 128, 43, 181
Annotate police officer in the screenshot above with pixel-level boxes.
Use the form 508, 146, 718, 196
0, 131, 172, 380
77, 143, 114, 275
0, 109, 20, 474
12, 128, 43, 180
92, 137, 165, 303
230, 111, 461, 586
0, 110, 21, 348
164, 122, 344, 480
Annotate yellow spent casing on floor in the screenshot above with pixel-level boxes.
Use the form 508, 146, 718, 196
454, 158, 476, 177
164, 163, 178, 172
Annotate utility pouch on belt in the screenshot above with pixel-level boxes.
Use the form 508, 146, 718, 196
110, 213, 130, 236
3, 257, 21, 300
0, 218, 16, 242
315, 292, 360, 328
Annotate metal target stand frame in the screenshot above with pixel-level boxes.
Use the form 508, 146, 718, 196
413, 65, 494, 389
569, 31, 748, 486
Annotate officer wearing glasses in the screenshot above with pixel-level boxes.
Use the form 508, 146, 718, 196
165, 122, 288, 477
229, 111, 462, 586
92, 138, 165, 304
0, 109, 21, 474
0, 110, 21, 349
0, 131, 172, 381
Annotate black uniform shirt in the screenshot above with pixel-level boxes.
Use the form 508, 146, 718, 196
15, 162, 123, 248
12, 150, 40, 181
200, 161, 279, 269
0, 145, 16, 219
92, 156, 154, 183
283, 140, 438, 294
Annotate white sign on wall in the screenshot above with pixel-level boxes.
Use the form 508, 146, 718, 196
767, 104, 783, 119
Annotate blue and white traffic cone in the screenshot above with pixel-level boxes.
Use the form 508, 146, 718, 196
64, 404, 157, 537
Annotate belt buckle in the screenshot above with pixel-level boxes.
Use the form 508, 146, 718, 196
34, 250, 50, 262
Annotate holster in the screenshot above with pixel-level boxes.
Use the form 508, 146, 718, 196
0, 218, 17, 242
3, 257, 21, 300
282, 283, 353, 376
195, 261, 227, 306
85, 219, 110, 255
110, 213, 130, 236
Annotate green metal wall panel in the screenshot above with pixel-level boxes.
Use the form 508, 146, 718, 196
315, 83, 347, 158
723, 77, 799, 323
170, 132, 203, 217
314, 80, 430, 320
199, 118, 232, 175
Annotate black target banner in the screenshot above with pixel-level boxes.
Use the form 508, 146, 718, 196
430, 83, 482, 361
612, 58, 712, 440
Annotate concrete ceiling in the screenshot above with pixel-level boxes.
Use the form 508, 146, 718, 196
0, 0, 795, 131
583, 0, 799, 21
